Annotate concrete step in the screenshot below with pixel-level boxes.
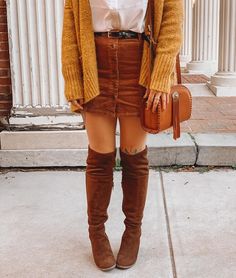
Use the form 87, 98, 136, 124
0, 131, 236, 167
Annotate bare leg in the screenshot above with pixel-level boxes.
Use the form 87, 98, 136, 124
119, 115, 148, 154
83, 111, 117, 152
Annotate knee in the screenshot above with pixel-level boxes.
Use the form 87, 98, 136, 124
119, 145, 147, 155
119, 145, 148, 165
119, 145, 149, 175
86, 144, 117, 170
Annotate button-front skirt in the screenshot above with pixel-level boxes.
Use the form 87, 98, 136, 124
83, 34, 146, 117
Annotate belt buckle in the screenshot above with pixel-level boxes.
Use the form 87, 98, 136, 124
120, 31, 127, 38
108, 29, 119, 38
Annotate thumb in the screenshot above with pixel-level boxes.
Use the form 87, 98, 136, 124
143, 88, 149, 98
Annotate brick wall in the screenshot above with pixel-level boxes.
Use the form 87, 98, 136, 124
0, 0, 11, 117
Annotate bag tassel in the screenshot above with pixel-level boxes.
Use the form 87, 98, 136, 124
172, 91, 180, 139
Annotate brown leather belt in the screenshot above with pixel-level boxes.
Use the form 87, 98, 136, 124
94, 30, 145, 39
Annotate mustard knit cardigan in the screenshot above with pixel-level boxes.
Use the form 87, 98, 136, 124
61, 0, 183, 113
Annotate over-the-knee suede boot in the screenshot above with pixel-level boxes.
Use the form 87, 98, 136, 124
85, 144, 117, 271
116, 145, 149, 269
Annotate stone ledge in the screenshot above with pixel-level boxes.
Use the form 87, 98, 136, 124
193, 133, 236, 166
147, 132, 197, 166
0, 131, 196, 167
0, 130, 89, 150
0, 131, 235, 167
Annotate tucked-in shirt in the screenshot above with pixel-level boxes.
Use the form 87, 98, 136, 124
89, 0, 149, 33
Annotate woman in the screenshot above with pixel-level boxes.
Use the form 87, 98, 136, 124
61, 0, 183, 272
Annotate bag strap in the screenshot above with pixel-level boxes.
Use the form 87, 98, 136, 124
146, 0, 182, 86
176, 54, 182, 85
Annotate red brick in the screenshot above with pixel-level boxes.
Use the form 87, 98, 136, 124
0, 50, 8, 59
0, 76, 10, 85
0, 41, 8, 50
0, 68, 9, 76
0, 59, 10, 68
0, 32, 8, 41
0, 23, 7, 32
0, 0, 6, 7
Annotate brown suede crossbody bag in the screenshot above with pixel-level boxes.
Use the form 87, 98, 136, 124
140, 0, 192, 140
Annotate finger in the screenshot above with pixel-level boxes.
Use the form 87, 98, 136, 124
151, 100, 158, 113
161, 93, 166, 111
147, 90, 161, 111
146, 90, 157, 110
143, 88, 150, 98
146, 95, 154, 110
143, 88, 150, 99
152, 91, 162, 112
144, 90, 153, 108
166, 93, 170, 104
146, 94, 151, 110
153, 91, 162, 98
152, 95, 160, 113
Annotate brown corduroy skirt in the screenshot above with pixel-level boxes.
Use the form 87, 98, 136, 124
83, 33, 146, 117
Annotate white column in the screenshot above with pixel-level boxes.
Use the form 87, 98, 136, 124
208, 0, 236, 96
7, 0, 76, 112
6, 0, 82, 128
180, 0, 193, 68
187, 0, 220, 74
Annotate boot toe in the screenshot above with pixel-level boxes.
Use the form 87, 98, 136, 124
116, 253, 137, 269
95, 254, 116, 271
116, 231, 141, 269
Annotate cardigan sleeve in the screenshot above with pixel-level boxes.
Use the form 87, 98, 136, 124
149, 0, 184, 94
61, 0, 84, 101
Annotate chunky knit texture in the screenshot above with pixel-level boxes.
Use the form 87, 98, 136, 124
61, 0, 183, 113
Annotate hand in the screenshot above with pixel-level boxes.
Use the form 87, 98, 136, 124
68, 97, 84, 111
143, 88, 170, 113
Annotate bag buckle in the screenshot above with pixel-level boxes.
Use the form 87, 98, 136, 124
172, 91, 180, 103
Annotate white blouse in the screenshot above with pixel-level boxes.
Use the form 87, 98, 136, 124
89, 0, 149, 33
